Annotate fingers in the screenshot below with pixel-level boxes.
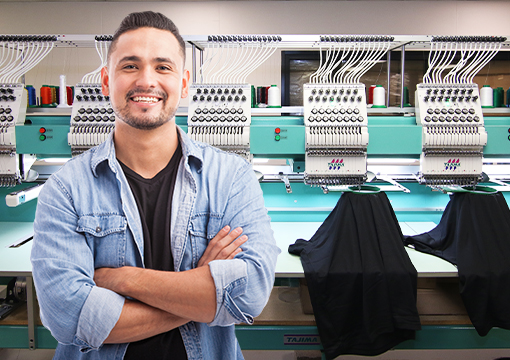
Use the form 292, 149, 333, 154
218, 234, 247, 260
197, 226, 248, 267
199, 225, 231, 263
228, 247, 243, 260
208, 226, 242, 259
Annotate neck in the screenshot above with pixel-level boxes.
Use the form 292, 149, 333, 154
114, 120, 179, 179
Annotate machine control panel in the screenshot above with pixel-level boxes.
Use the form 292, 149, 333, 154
68, 84, 114, 155
303, 84, 367, 127
303, 83, 368, 186
0, 84, 25, 128
0, 83, 28, 186
415, 84, 483, 126
70, 84, 113, 125
187, 84, 252, 160
415, 83, 487, 185
188, 84, 251, 126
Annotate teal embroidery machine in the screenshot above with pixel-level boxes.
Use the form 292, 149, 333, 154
1, 34, 510, 355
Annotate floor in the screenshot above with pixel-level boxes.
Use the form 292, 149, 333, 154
1, 349, 510, 360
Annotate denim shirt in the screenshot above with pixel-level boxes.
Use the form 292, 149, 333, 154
31, 127, 280, 360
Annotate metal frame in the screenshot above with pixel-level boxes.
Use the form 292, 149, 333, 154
0, 275, 38, 349
18, 33, 507, 103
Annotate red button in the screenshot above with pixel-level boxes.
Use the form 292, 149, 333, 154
39, 127, 46, 134
275, 128, 281, 134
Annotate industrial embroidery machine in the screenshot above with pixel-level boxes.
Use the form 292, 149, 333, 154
1, 34, 510, 354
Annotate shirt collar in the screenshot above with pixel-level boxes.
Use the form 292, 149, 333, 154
176, 126, 204, 172
89, 125, 204, 177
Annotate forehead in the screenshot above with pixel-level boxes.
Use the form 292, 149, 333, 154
111, 27, 184, 66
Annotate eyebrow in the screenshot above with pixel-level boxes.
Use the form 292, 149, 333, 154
118, 55, 141, 63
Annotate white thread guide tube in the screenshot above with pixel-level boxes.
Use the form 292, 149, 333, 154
57, 74, 71, 108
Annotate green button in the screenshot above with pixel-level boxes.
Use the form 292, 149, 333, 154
508, 135, 510, 141
39, 134, 46, 141
275, 135, 281, 141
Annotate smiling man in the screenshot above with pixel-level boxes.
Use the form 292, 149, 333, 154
31, 11, 279, 360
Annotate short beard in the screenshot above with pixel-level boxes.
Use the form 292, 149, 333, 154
113, 88, 177, 130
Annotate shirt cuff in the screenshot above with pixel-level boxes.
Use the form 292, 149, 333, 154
75, 285, 125, 351
208, 258, 251, 326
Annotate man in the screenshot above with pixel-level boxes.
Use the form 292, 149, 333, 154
31, 11, 279, 360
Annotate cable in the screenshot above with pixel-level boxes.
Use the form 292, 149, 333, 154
437, 42, 458, 84
458, 42, 486, 84
0, 41, 24, 83
226, 43, 246, 84
81, 39, 108, 84
10, 41, 54, 83
210, 42, 233, 83
318, 44, 335, 83
353, 41, 384, 83
333, 43, 353, 83
309, 41, 323, 84
467, 42, 500, 83
199, 42, 219, 84
207, 43, 227, 84
329, 44, 349, 84
423, 37, 503, 85
423, 42, 442, 83
240, 41, 277, 83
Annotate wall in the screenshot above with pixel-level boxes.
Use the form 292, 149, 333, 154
1, 1, 510, 102
2, 1, 510, 35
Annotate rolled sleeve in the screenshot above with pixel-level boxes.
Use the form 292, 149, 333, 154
207, 161, 280, 326
208, 259, 250, 326
75, 286, 125, 351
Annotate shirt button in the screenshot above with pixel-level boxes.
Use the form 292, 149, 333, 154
96, 226, 102, 233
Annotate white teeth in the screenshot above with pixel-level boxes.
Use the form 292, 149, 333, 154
132, 96, 159, 103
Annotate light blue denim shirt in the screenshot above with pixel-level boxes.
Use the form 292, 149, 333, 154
31, 127, 280, 360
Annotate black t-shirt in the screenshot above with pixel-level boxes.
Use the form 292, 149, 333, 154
119, 142, 188, 360
404, 192, 510, 336
289, 192, 421, 359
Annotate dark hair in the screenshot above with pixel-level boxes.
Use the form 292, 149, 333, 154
107, 11, 186, 64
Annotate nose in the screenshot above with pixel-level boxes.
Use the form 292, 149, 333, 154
135, 66, 157, 89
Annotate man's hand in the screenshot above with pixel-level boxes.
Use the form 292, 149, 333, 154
95, 225, 246, 290
93, 224, 247, 323
197, 225, 247, 267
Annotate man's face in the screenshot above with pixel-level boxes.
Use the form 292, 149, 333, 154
101, 27, 189, 130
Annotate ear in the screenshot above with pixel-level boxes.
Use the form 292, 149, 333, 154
101, 67, 110, 96
181, 69, 190, 99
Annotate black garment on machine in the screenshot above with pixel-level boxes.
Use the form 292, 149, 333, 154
120, 141, 188, 360
404, 191, 510, 337
289, 192, 421, 359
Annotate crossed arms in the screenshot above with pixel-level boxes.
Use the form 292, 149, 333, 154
94, 225, 248, 343
32, 156, 279, 351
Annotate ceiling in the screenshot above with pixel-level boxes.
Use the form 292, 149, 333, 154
0, 0, 501, 2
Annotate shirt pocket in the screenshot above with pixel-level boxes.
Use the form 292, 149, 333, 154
189, 213, 223, 267
77, 214, 127, 268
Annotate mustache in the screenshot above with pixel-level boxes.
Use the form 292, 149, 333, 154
125, 88, 168, 101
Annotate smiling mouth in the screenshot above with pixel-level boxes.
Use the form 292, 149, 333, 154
131, 96, 161, 103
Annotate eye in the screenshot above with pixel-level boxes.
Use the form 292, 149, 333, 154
157, 65, 172, 71
122, 64, 137, 70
